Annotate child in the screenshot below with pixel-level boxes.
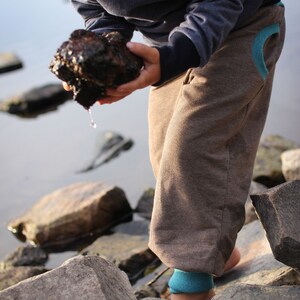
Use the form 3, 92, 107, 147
68, 1, 285, 299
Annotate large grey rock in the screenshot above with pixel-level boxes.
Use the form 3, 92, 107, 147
215, 220, 300, 292
0, 256, 136, 300
253, 135, 299, 187
251, 180, 300, 269
8, 182, 132, 250
81, 233, 159, 284
245, 181, 267, 224
213, 284, 300, 300
281, 149, 300, 180
0, 52, 23, 74
0, 266, 48, 291
0, 83, 72, 118
0, 245, 48, 269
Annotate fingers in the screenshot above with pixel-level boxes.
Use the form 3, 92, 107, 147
63, 82, 71, 91
127, 42, 159, 64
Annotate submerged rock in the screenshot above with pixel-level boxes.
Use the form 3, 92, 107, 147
78, 131, 134, 173
7, 182, 132, 250
49, 29, 143, 109
0, 52, 23, 74
0, 256, 136, 300
0, 83, 72, 118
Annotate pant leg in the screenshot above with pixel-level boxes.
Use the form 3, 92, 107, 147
148, 5, 285, 276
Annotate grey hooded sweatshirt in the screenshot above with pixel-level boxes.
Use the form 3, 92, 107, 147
71, 0, 280, 85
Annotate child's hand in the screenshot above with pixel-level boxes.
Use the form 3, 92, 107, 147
98, 42, 161, 105
62, 82, 71, 91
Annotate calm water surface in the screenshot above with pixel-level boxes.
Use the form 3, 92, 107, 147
0, 1, 299, 266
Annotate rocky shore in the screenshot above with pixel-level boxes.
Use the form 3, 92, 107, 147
0, 134, 299, 299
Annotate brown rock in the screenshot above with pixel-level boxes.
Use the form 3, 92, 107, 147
250, 180, 300, 269
49, 30, 143, 109
7, 182, 132, 250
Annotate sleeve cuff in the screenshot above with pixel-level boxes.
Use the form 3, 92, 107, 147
153, 32, 200, 86
168, 269, 214, 294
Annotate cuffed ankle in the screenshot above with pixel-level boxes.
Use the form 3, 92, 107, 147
169, 269, 214, 294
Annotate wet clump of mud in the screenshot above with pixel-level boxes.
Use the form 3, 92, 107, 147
49, 30, 143, 109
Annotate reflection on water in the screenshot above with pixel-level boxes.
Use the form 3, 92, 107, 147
0, 0, 299, 264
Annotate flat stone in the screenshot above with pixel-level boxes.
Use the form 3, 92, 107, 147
253, 135, 299, 187
0, 245, 48, 269
7, 182, 132, 250
0, 266, 48, 291
112, 220, 150, 236
0, 256, 136, 300
281, 149, 300, 181
213, 284, 300, 300
0, 83, 72, 118
251, 180, 300, 269
80, 233, 160, 284
0, 52, 23, 74
215, 220, 300, 292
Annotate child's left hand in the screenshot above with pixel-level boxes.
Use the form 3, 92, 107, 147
98, 42, 161, 105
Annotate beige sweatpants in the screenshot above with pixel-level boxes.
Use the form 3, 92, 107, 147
148, 4, 285, 276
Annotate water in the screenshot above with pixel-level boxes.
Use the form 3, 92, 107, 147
0, 1, 299, 266
88, 108, 97, 129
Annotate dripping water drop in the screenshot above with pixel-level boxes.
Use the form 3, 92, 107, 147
88, 108, 97, 129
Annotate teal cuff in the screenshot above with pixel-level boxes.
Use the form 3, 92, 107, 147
169, 269, 214, 294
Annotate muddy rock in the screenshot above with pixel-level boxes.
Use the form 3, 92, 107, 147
7, 182, 132, 250
49, 29, 143, 109
0, 256, 136, 300
251, 180, 300, 269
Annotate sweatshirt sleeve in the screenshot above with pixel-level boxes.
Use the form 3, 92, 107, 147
71, 0, 135, 40
155, 0, 246, 86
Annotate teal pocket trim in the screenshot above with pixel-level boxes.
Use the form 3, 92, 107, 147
276, 1, 284, 7
252, 23, 280, 80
